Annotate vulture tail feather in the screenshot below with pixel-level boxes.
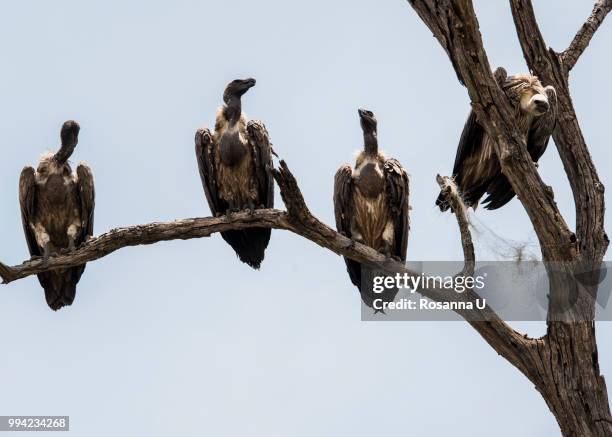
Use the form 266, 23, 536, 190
221, 228, 271, 269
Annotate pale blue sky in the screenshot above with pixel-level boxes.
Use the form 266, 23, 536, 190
0, 1, 610, 436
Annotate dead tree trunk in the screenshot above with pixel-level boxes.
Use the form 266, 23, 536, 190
408, 0, 611, 435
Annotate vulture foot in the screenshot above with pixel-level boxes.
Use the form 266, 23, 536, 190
225, 208, 240, 218
381, 241, 397, 260
247, 201, 256, 215
352, 234, 366, 246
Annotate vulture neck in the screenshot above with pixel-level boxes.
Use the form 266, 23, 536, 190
363, 131, 378, 156
224, 96, 242, 125
53, 145, 73, 164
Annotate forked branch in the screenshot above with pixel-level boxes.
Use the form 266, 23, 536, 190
509, 0, 609, 260
563, 0, 612, 72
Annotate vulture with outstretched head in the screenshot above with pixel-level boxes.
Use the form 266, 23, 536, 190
19, 120, 95, 310
436, 67, 557, 211
334, 109, 410, 310
195, 78, 274, 269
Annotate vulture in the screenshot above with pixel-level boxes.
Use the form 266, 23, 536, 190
436, 67, 558, 211
195, 78, 274, 269
334, 109, 410, 310
19, 120, 95, 311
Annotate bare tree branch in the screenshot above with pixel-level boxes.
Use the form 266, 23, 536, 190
563, 0, 612, 72
433, 174, 540, 376
436, 175, 474, 275
508, 0, 553, 75
0, 211, 291, 284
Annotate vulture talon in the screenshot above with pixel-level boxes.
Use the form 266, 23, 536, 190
382, 244, 394, 259
247, 201, 256, 215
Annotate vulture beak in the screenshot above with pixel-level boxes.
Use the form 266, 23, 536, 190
358, 108, 372, 119
533, 97, 550, 115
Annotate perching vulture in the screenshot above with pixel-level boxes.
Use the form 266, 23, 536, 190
334, 109, 410, 310
436, 67, 557, 211
19, 120, 95, 310
195, 78, 274, 269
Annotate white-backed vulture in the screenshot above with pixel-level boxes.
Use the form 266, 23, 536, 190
19, 121, 95, 310
334, 109, 410, 310
195, 78, 274, 269
436, 67, 558, 211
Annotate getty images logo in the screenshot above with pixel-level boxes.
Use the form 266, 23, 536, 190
372, 272, 487, 294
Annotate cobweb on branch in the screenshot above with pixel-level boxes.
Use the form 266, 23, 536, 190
467, 212, 540, 262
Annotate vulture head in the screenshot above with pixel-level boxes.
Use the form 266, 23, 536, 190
223, 78, 256, 104
504, 75, 550, 117
54, 120, 80, 163
358, 108, 377, 135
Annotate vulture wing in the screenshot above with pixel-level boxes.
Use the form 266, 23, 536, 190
437, 67, 508, 211
195, 128, 227, 216
334, 165, 361, 288
18, 166, 40, 258
19, 166, 57, 304
247, 120, 274, 209
481, 174, 514, 210
384, 158, 410, 260
436, 109, 487, 210
69, 163, 96, 285
333, 164, 354, 240
76, 163, 95, 243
